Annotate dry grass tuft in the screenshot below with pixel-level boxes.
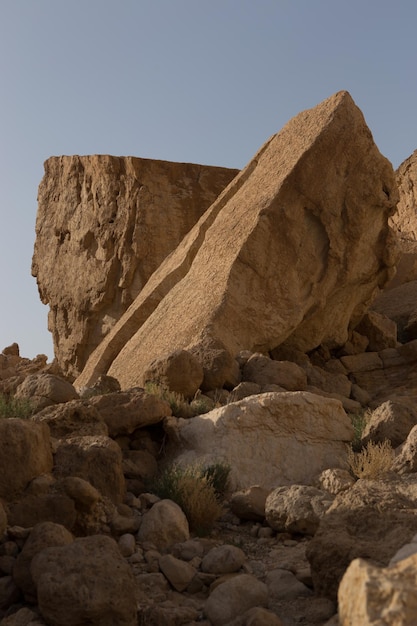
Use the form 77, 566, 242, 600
347, 439, 394, 479
150, 462, 229, 534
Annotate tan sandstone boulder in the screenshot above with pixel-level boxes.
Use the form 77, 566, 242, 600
33, 155, 238, 378
77, 90, 398, 391
0, 419, 53, 501
306, 475, 417, 601
169, 391, 353, 490
338, 553, 417, 626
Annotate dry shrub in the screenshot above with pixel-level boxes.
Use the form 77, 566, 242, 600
347, 440, 394, 479
150, 462, 228, 534
177, 473, 223, 535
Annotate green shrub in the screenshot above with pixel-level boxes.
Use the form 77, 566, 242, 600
201, 462, 231, 498
347, 439, 394, 479
349, 410, 371, 451
150, 461, 230, 534
0, 393, 33, 419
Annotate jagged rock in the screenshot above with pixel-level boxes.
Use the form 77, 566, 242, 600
137, 499, 190, 550
201, 545, 246, 574
204, 574, 268, 625
392, 425, 417, 474
53, 435, 126, 504
306, 475, 417, 600
265, 485, 334, 535
339, 345, 417, 405
88, 388, 171, 437
361, 399, 417, 448
0, 419, 53, 501
338, 553, 417, 626
372, 280, 417, 342
390, 150, 417, 241
33, 155, 238, 378
32, 399, 108, 439
355, 310, 398, 351
76, 91, 398, 392
13, 522, 73, 602
143, 349, 204, 399
31, 535, 137, 626
15, 373, 78, 412
314, 469, 355, 495
170, 392, 353, 490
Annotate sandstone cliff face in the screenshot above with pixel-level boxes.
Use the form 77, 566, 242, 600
76, 91, 398, 391
32, 156, 238, 379
390, 150, 417, 241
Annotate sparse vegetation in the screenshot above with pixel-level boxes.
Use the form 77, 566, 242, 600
0, 393, 33, 419
144, 382, 216, 418
347, 439, 394, 479
149, 461, 231, 534
349, 409, 371, 451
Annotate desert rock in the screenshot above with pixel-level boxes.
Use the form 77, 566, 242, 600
170, 392, 353, 490
0, 419, 53, 501
338, 553, 417, 626
77, 91, 398, 391
33, 155, 238, 378
31, 534, 137, 626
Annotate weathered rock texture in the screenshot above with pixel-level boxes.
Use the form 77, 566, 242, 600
32, 155, 238, 378
390, 150, 417, 242
76, 90, 398, 391
169, 391, 353, 490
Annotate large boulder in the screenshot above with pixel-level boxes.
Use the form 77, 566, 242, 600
13, 522, 74, 602
0, 419, 53, 500
15, 374, 78, 412
31, 535, 137, 626
32, 155, 238, 379
53, 435, 126, 504
76, 90, 398, 391
169, 391, 353, 490
306, 475, 417, 601
88, 388, 171, 437
338, 553, 417, 626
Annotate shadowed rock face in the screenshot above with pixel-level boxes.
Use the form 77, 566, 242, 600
76, 90, 398, 391
32, 155, 238, 379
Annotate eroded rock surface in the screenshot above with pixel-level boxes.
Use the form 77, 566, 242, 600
33, 155, 238, 378
77, 90, 398, 391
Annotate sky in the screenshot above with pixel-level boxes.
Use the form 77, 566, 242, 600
1, 0, 416, 362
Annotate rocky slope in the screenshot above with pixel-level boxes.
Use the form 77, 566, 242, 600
4, 93, 417, 625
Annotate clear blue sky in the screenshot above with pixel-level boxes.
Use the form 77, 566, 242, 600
1, 0, 416, 361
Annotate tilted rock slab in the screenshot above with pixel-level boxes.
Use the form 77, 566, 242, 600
33, 155, 238, 378
76, 90, 398, 391
168, 392, 353, 491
